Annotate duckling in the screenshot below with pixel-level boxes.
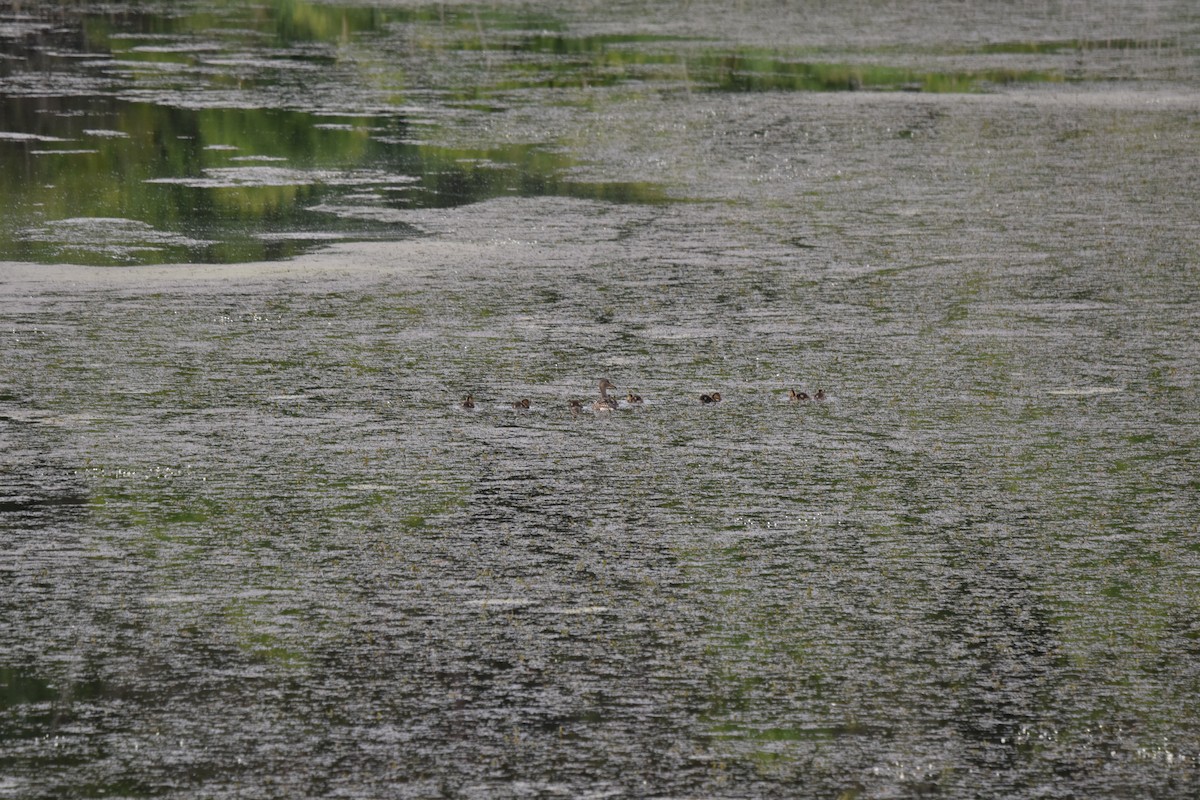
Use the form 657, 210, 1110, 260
788, 388, 810, 402
461, 394, 476, 410
700, 391, 722, 405
593, 378, 619, 412
568, 399, 583, 416
814, 389, 826, 401
626, 392, 643, 406
512, 398, 530, 410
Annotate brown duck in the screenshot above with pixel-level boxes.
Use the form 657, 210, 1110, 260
593, 378, 619, 412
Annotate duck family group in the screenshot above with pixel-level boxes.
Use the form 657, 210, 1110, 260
459, 379, 825, 413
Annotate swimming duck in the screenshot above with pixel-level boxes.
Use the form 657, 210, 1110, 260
700, 391, 722, 404
626, 392, 643, 405
593, 378, 619, 412
512, 398, 530, 410
568, 399, 583, 415
814, 389, 826, 401
788, 388, 810, 402
461, 394, 476, 409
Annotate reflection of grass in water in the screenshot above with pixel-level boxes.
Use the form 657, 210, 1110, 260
0, 91, 671, 265
87, 0, 567, 56
977, 38, 1168, 55
705, 55, 1062, 93
446, 33, 1067, 94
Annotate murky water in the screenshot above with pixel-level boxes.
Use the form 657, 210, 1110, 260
3, 1, 1200, 798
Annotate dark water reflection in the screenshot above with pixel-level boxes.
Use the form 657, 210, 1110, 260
0, 3, 665, 265
0, 90, 663, 264
0, 89, 667, 266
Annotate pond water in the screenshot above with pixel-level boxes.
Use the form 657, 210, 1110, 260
2, 1, 1199, 798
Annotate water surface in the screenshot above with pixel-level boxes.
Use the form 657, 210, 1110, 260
2, 1, 1199, 798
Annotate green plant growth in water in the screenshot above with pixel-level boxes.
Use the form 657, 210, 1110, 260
224, 597, 312, 668
75, 0, 564, 55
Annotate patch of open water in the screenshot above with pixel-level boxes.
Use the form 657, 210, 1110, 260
3, 1, 1200, 798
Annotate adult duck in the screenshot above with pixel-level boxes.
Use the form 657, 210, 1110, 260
593, 378, 619, 411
